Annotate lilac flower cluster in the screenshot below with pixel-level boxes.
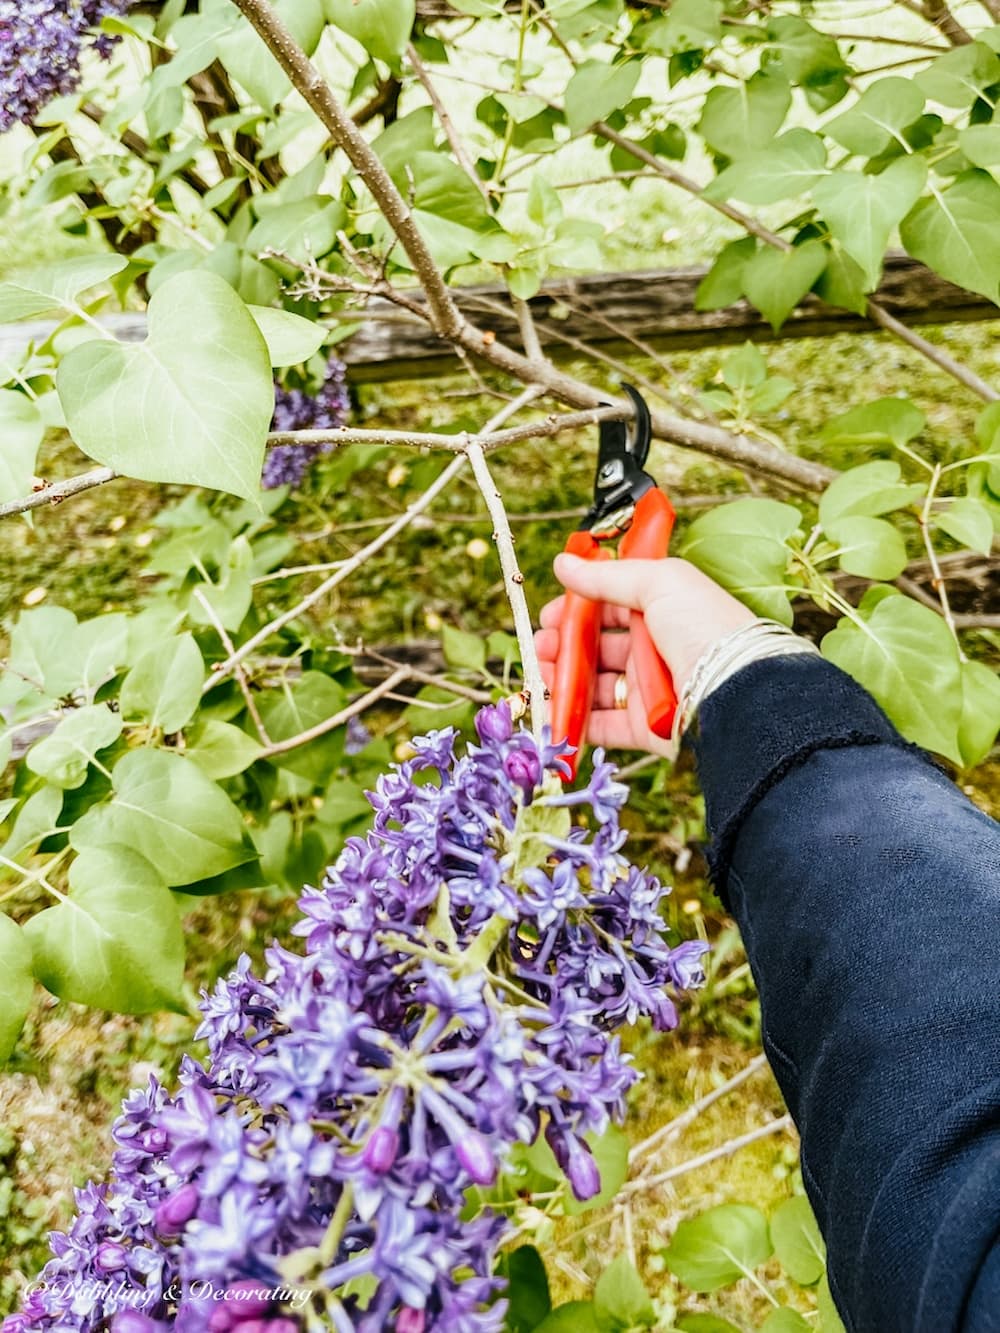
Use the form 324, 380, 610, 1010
6, 705, 705, 1333
0, 1, 130, 132
262, 355, 350, 490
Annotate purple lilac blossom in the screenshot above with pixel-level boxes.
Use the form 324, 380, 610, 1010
0, 1, 131, 132
6, 712, 706, 1331
261, 355, 350, 490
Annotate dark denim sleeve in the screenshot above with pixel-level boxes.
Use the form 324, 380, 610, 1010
692, 654, 1000, 1333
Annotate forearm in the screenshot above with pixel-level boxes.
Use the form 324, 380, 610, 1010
693, 657, 1000, 1333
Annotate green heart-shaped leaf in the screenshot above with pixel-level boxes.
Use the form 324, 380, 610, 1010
25, 846, 186, 1014
814, 156, 927, 290
119, 632, 205, 734
71, 749, 257, 886
663, 1203, 772, 1292
0, 254, 127, 323
0, 391, 45, 507
822, 593, 963, 761
0, 915, 34, 1063
57, 271, 273, 501
770, 1196, 825, 1286
742, 240, 828, 332
25, 704, 123, 789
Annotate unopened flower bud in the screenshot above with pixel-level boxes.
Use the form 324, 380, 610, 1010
225, 1283, 272, 1318
397, 1308, 426, 1333
154, 1183, 199, 1236
140, 1126, 168, 1153
475, 701, 512, 744
455, 1129, 497, 1186
566, 1141, 602, 1201
95, 1241, 127, 1273
362, 1125, 400, 1174
111, 1315, 158, 1333
504, 748, 541, 797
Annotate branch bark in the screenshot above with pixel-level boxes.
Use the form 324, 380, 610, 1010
595, 121, 1000, 405
231, 0, 464, 340
228, 0, 834, 494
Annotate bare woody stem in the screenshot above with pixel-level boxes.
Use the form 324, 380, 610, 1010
231, 0, 464, 340
204, 453, 467, 691
229, 0, 834, 493
0, 467, 117, 520
594, 121, 1000, 405
466, 439, 548, 733
407, 43, 489, 201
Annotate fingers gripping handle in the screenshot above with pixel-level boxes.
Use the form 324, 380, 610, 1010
550, 531, 609, 779
618, 489, 677, 739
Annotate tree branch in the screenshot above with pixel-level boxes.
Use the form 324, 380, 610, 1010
465, 428, 548, 732
594, 121, 1000, 405
619, 1115, 795, 1196
895, 0, 972, 44
0, 468, 117, 519
408, 43, 488, 200
203, 455, 468, 691
230, 0, 464, 340
230, 0, 833, 493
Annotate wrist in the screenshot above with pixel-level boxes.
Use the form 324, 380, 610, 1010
672, 619, 820, 743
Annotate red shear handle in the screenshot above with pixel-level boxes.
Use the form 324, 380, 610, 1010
550, 530, 610, 780
618, 489, 678, 739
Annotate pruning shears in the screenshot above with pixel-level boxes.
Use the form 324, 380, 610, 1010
550, 386, 677, 780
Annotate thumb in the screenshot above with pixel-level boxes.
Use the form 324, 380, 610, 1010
553, 553, 666, 611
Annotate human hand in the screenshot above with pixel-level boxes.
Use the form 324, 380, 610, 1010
535, 555, 755, 756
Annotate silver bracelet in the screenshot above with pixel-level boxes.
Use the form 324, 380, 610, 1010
672, 619, 820, 745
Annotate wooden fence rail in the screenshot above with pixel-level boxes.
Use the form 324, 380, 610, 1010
0, 253, 995, 384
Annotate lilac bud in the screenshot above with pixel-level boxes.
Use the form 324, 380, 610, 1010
475, 701, 512, 744
154, 1183, 199, 1236
455, 1129, 497, 1186
503, 748, 541, 797
396, 1310, 426, 1333
207, 1312, 235, 1333
566, 1141, 602, 1201
141, 1126, 168, 1153
362, 1125, 399, 1174
95, 1241, 128, 1273
112, 1316, 158, 1333
218, 1283, 272, 1321
268, 1322, 301, 1333
229, 1323, 268, 1333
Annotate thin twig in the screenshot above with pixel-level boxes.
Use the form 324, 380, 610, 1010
619, 1115, 795, 1196
0, 468, 117, 519
204, 455, 468, 692
266, 407, 625, 454
407, 43, 489, 200
257, 668, 411, 758
193, 588, 273, 745
349, 645, 494, 704
629, 1053, 771, 1167
466, 440, 547, 734
917, 464, 966, 657
511, 294, 546, 364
